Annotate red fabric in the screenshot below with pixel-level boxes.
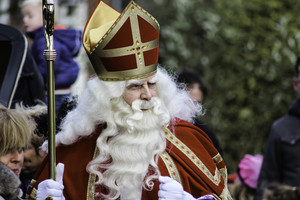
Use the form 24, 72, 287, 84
101, 54, 137, 71
138, 16, 159, 43
104, 18, 133, 50
28, 120, 227, 199
144, 46, 159, 66
228, 173, 238, 184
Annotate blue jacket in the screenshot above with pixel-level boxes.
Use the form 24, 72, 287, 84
27, 26, 82, 90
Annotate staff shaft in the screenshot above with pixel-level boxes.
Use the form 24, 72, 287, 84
43, 0, 56, 180
46, 55, 56, 180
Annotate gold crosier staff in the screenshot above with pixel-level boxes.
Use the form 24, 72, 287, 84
42, 0, 56, 181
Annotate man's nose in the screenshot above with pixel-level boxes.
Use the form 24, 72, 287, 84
141, 85, 152, 101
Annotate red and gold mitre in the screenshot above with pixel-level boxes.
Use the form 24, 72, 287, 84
83, 0, 160, 81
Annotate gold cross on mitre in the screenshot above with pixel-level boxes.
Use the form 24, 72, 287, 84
83, 1, 160, 81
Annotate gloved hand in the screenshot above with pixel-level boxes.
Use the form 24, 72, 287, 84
37, 163, 65, 200
158, 176, 217, 200
158, 176, 193, 200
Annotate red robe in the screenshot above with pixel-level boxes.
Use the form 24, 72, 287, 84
27, 120, 231, 200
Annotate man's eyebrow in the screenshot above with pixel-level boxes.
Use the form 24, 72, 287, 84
148, 76, 158, 83
126, 80, 143, 86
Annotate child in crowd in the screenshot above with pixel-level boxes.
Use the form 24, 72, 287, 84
21, 0, 82, 113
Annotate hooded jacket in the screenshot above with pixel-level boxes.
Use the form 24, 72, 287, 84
0, 162, 22, 200
27, 26, 82, 90
255, 98, 300, 199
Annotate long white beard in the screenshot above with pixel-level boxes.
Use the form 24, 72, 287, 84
87, 97, 170, 200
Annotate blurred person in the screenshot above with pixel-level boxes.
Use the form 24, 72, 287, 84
176, 70, 208, 104
20, 134, 47, 197
262, 183, 300, 200
20, 98, 75, 197
176, 70, 223, 155
229, 154, 263, 200
0, 104, 64, 200
20, 99, 76, 196
255, 57, 300, 199
21, 0, 82, 113
20, 102, 74, 198
0, 104, 34, 199
26, 1, 232, 200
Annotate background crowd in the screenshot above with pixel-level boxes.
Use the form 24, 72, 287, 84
0, 0, 300, 199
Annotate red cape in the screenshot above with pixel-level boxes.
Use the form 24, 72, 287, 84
27, 120, 231, 199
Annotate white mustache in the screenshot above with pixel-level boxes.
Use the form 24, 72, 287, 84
132, 99, 155, 110
140, 100, 154, 110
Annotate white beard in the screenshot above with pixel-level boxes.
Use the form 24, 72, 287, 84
87, 97, 170, 200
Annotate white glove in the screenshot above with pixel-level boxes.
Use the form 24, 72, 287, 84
158, 176, 217, 200
158, 176, 193, 200
37, 163, 65, 200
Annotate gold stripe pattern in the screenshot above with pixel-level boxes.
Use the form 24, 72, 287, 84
27, 179, 37, 199
163, 127, 221, 186
212, 153, 223, 165
212, 193, 222, 200
29, 187, 37, 200
88, 0, 159, 81
160, 151, 182, 183
100, 70, 156, 81
86, 147, 100, 200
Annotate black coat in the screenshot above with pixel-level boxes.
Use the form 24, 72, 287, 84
193, 119, 223, 156
255, 98, 300, 200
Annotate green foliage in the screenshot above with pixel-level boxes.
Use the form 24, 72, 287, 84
136, 0, 300, 172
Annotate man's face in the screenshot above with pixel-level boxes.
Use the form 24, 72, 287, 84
22, 4, 43, 32
22, 146, 46, 174
188, 83, 203, 103
0, 149, 24, 177
123, 75, 157, 107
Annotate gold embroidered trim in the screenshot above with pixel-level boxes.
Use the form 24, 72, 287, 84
87, 147, 99, 200
160, 151, 182, 183
29, 187, 37, 200
219, 167, 233, 200
100, 70, 156, 81
28, 179, 36, 188
27, 179, 37, 199
212, 193, 222, 200
163, 127, 221, 186
220, 186, 233, 200
212, 153, 223, 165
